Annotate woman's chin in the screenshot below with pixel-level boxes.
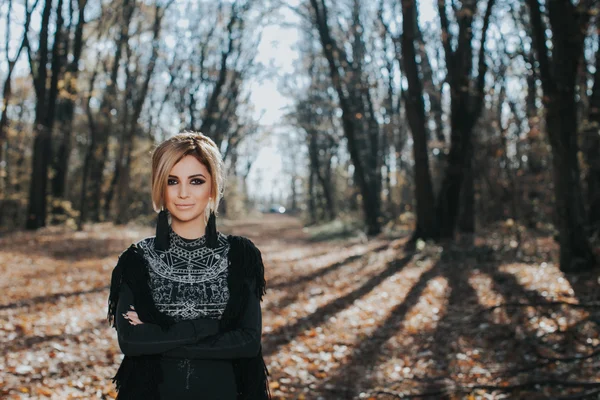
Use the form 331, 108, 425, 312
170, 211, 204, 223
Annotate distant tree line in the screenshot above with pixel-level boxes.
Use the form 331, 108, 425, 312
0, 0, 267, 231
280, 0, 598, 272
0, 0, 598, 272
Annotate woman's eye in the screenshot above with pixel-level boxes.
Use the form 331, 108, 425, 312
191, 179, 205, 185
167, 179, 178, 185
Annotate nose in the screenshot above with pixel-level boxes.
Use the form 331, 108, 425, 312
178, 183, 189, 198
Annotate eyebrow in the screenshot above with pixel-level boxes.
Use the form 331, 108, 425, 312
168, 174, 206, 179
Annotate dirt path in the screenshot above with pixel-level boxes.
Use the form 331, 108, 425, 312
0, 216, 598, 399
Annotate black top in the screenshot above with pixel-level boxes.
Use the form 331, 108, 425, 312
114, 228, 262, 399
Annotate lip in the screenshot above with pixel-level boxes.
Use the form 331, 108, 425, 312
175, 204, 194, 208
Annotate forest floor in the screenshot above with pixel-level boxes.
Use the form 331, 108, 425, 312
0, 214, 599, 399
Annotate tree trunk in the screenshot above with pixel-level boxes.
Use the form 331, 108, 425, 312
26, 127, 53, 228
309, 0, 381, 235
434, 0, 494, 239
378, 9, 399, 216
104, 141, 123, 220
200, 1, 240, 141
381, 126, 391, 214
308, 167, 317, 225
86, 0, 134, 223
0, 1, 36, 169
434, 114, 472, 238
114, 2, 164, 224
583, 24, 600, 236
525, 0, 597, 271
115, 138, 133, 224
323, 156, 336, 220
416, 26, 444, 143
290, 173, 297, 213
583, 126, 600, 234
26, 0, 63, 229
547, 100, 596, 271
308, 128, 336, 221
50, 0, 88, 223
458, 140, 475, 234
399, 0, 437, 240
79, 73, 99, 231
87, 138, 109, 222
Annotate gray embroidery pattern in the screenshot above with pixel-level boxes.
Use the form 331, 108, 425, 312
136, 229, 230, 321
179, 359, 194, 389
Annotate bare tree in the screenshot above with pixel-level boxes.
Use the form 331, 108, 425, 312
397, 0, 437, 240
165, 0, 262, 163
525, 0, 598, 271
25, 0, 67, 229
50, 0, 89, 223
287, 50, 339, 222
113, 0, 173, 224
434, 0, 496, 238
308, 0, 382, 235
582, 19, 600, 238
86, 0, 135, 223
0, 0, 39, 169
78, 70, 99, 230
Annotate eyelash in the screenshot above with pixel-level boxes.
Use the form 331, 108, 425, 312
167, 179, 205, 185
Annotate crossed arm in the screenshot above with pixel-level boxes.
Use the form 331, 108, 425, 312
115, 283, 220, 356
116, 280, 262, 359
162, 280, 262, 359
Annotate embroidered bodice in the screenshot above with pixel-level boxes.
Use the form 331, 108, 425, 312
136, 226, 230, 321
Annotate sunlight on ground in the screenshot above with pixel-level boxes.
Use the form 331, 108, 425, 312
498, 262, 575, 301
468, 271, 510, 324
1, 217, 598, 399
371, 275, 449, 393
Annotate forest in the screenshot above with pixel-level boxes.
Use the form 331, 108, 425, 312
0, 0, 599, 398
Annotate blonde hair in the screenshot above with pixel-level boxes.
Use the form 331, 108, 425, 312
151, 132, 225, 224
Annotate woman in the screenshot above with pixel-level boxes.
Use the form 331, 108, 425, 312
107, 132, 270, 400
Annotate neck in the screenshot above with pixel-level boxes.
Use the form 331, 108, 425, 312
170, 217, 207, 240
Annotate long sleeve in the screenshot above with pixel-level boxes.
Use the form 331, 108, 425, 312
162, 279, 262, 360
115, 283, 220, 356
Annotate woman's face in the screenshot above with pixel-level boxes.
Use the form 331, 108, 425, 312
164, 155, 213, 227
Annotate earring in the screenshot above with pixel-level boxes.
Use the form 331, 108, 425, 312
206, 209, 218, 248
155, 208, 170, 251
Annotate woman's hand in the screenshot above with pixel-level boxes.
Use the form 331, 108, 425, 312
122, 305, 144, 325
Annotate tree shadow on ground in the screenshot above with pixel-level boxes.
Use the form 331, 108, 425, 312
564, 269, 600, 312
269, 242, 395, 311
1, 319, 107, 356
262, 253, 415, 358
316, 263, 440, 399
0, 237, 133, 261
311, 242, 600, 399
0, 285, 109, 311
268, 242, 392, 291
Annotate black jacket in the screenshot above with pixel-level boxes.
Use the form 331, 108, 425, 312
107, 234, 271, 399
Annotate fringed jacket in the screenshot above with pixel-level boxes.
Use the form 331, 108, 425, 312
107, 234, 270, 400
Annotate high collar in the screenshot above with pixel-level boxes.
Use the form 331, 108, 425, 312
168, 224, 208, 249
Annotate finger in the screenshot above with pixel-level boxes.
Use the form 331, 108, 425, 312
127, 313, 141, 324
130, 305, 135, 310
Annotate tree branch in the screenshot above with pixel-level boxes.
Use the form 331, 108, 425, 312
474, 0, 496, 114
437, 0, 454, 78
524, 0, 554, 94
